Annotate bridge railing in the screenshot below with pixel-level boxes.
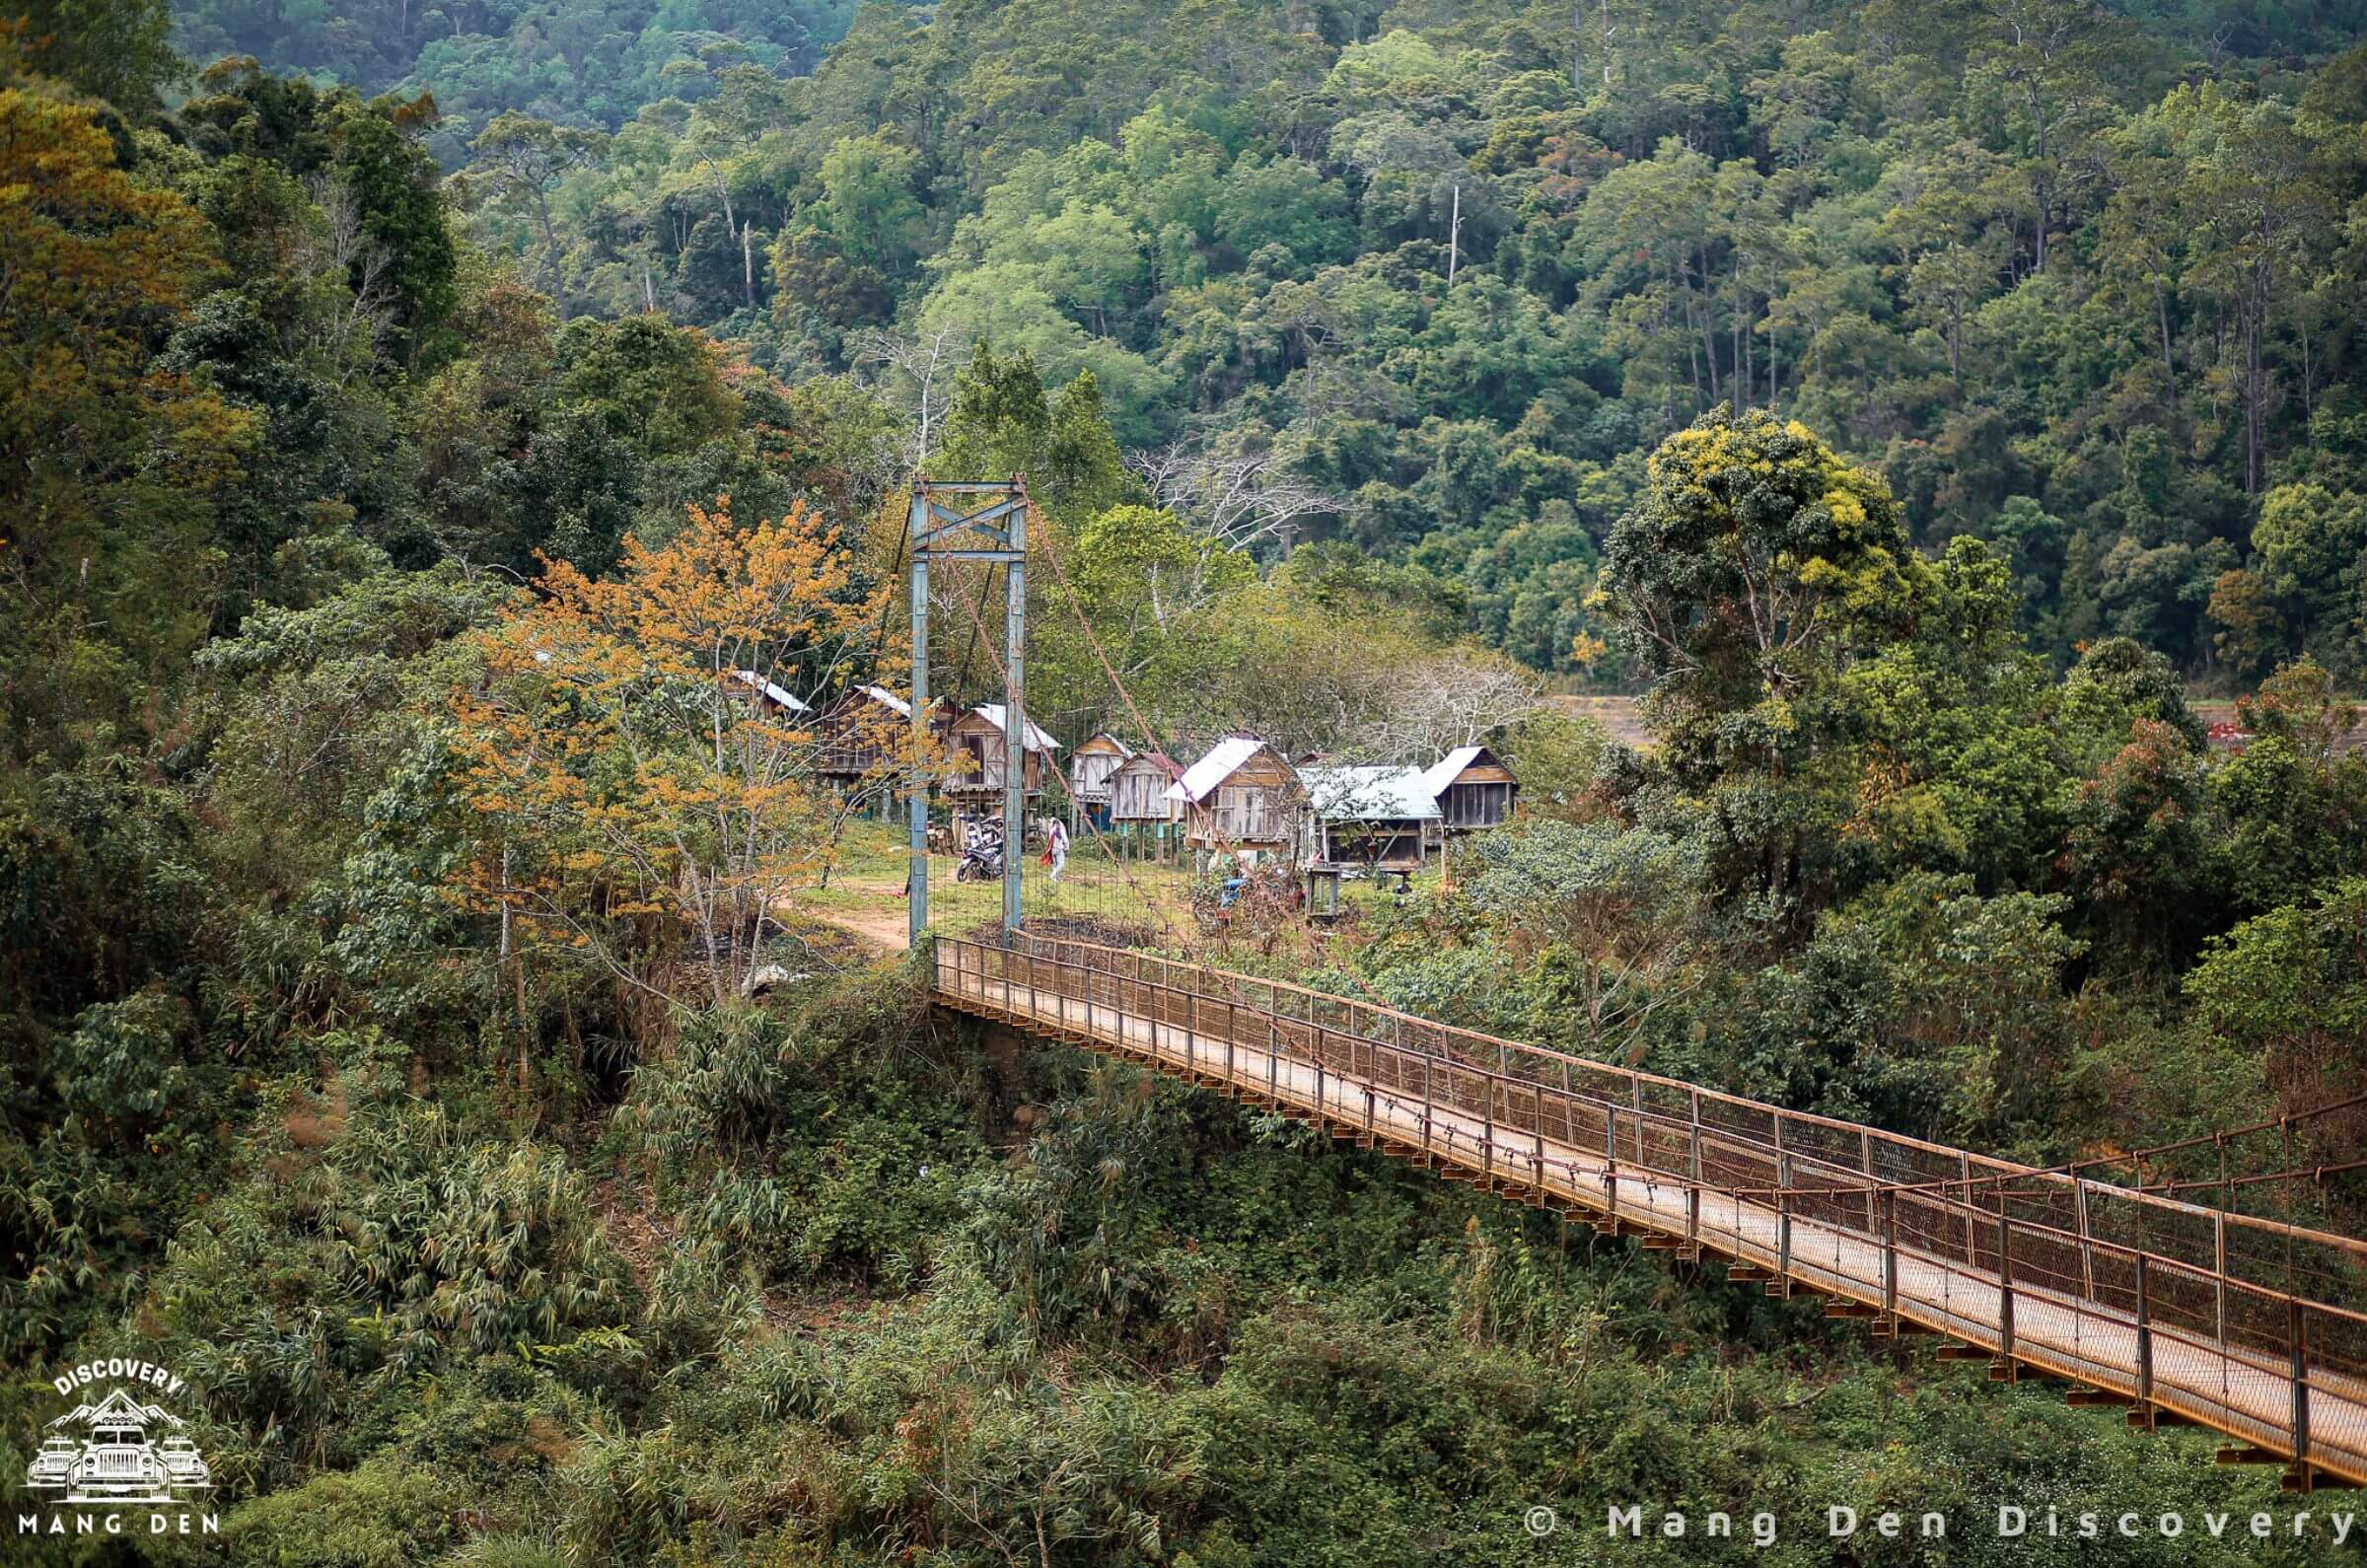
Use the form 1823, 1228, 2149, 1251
934, 932, 2367, 1479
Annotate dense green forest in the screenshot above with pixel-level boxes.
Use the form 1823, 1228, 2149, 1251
134, 0, 2367, 678
10, 0, 2367, 1561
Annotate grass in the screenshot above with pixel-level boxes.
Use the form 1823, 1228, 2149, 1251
796, 818, 1469, 960
800, 819, 1203, 942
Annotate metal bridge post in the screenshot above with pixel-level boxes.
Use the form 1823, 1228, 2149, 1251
906, 488, 930, 945
1628, 1075, 1642, 1167
1001, 492, 1026, 937
1959, 1151, 1973, 1266
1860, 1127, 1877, 1233
2134, 1252, 2153, 1408
1777, 1152, 1794, 1280
2073, 1179, 2096, 1305
1534, 1085, 1545, 1189
2214, 1210, 2229, 1349
1604, 1105, 1617, 1224
1483, 1073, 1497, 1183
1880, 1187, 1900, 1325
1997, 1209, 2016, 1370
2292, 1301, 2312, 1481
1314, 1030, 1327, 1120
1422, 1057, 1434, 1153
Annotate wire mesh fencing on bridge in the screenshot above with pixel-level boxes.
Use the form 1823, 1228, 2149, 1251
933, 931, 2367, 1488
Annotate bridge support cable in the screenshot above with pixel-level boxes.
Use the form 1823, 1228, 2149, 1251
933, 932, 2367, 1491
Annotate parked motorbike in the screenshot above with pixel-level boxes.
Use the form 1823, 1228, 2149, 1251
955, 815, 1005, 882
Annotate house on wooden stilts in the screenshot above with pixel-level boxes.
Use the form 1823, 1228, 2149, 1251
1107, 749, 1184, 858
816, 684, 946, 815
1419, 745, 1519, 836
1069, 733, 1133, 830
1298, 763, 1441, 876
1166, 737, 1305, 866
944, 703, 1059, 809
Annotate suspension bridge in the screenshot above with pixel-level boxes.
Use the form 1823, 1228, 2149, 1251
922, 930, 2367, 1493
881, 476, 2367, 1493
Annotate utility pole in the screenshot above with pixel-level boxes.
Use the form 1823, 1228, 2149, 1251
906, 477, 1034, 947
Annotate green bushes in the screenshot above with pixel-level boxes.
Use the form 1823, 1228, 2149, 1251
131, 1063, 631, 1488
619, 974, 988, 1291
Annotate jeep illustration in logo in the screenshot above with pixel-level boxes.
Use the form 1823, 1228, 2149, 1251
22, 1387, 211, 1506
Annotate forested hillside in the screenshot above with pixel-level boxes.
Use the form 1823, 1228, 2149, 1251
10, 0, 2367, 1561
146, 0, 2367, 678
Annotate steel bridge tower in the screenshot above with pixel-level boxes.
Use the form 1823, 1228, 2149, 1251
906, 476, 1031, 947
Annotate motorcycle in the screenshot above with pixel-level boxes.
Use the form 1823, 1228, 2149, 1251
955, 815, 1005, 882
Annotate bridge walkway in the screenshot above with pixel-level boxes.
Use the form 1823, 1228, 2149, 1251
932, 932, 2367, 1491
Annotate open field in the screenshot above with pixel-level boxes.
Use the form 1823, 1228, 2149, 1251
795, 820, 1459, 959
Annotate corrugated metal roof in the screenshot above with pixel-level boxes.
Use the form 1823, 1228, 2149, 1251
1121, 750, 1184, 778
730, 670, 812, 713
1299, 763, 1441, 821
969, 704, 1059, 752
1075, 732, 1136, 758
1167, 736, 1268, 804
1416, 746, 1484, 802
857, 683, 911, 719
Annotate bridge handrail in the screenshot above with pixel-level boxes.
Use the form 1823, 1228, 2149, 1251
937, 935, 2367, 1337
997, 933, 2367, 1253
935, 932, 2367, 1476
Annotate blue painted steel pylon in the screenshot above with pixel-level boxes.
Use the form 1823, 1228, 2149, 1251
907, 476, 1032, 947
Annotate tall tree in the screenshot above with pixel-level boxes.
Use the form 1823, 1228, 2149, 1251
1601, 406, 1929, 905
8, 0, 181, 114
0, 88, 251, 754
452, 498, 900, 1009
467, 112, 608, 323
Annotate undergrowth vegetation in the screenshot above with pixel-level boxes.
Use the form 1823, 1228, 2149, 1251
5, 950, 2328, 1565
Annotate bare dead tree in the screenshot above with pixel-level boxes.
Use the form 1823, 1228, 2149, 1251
308, 178, 399, 369
852, 323, 973, 472
1364, 650, 1544, 765
1127, 443, 1352, 556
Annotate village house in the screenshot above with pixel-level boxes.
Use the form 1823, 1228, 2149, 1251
814, 684, 942, 795
1166, 737, 1304, 861
944, 702, 1059, 802
1298, 762, 1440, 874
1105, 749, 1184, 853
1069, 733, 1134, 826
1418, 744, 1519, 834
726, 669, 812, 718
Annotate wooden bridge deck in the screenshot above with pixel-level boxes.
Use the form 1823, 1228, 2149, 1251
932, 933, 2367, 1491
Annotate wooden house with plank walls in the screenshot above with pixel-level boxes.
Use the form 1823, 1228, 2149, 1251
1107, 750, 1183, 853
1166, 737, 1304, 859
726, 669, 812, 720
1298, 763, 1440, 874
1069, 733, 1133, 825
816, 684, 942, 792
944, 703, 1059, 802
1419, 745, 1519, 833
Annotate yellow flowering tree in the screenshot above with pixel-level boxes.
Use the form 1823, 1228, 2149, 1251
454, 497, 908, 1008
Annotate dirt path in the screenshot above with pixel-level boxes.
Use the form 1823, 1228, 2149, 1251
799, 881, 912, 953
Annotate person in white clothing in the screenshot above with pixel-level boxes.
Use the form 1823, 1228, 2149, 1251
1044, 816, 1070, 883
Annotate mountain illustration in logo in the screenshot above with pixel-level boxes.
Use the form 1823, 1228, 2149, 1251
23, 1387, 211, 1505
